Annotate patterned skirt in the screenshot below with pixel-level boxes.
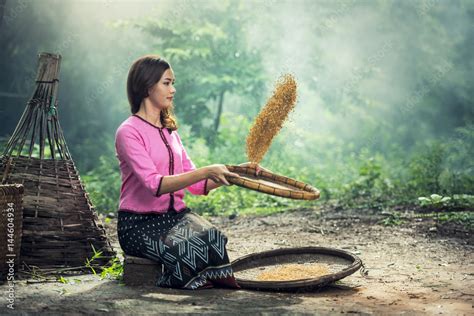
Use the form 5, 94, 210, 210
117, 208, 240, 290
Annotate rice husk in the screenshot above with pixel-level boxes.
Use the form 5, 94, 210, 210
256, 263, 330, 281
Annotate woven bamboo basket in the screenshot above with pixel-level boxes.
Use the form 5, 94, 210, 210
0, 53, 115, 270
232, 247, 363, 292
0, 184, 24, 282
225, 164, 320, 200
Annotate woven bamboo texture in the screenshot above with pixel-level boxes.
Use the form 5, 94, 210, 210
225, 164, 320, 200
0, 184, 24, 281
0, 53, 115, 269
232, 246, 363, 291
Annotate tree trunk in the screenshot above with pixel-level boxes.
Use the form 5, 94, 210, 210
207, 89, 226, 148
213, 89, 225, 134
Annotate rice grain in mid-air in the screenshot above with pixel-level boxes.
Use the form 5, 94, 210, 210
246, 74, 297, 164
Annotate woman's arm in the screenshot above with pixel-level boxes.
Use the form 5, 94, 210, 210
205, 178, 224, 193
158, 167, 207, 196
158, 164, 240, 196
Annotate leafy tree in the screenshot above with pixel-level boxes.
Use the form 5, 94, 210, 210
128, 0, 266, 145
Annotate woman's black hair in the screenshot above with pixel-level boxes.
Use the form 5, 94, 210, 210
126, 54, 178, 130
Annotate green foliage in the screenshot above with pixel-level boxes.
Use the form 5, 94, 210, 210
57, 276, 69, 284
407, 142, 446, 195
337, 155, 394, 209
127, 2, 266, 143
418, 193, 474, 211
418, 194, 451, 208
84, 244, 104, 276
440, 125, 474, 193
380, 212, 405, 227
449, 194, 474, 209
346, 157, 383, 199
99, 256, 124, 281
82, 155, 121, 214
81, 112, 473, 217
85, 245, 123, 281
436, 211, 474, 229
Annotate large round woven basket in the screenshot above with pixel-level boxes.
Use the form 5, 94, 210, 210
231, 247, 362, 292
225, 165, 320, 200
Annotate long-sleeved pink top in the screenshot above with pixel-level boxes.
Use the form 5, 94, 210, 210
115, 115, 208, 214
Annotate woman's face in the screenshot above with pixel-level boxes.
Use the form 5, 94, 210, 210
147, 68, 176, 109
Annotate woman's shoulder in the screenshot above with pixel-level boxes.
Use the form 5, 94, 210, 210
115, 116, 142, 138
171, 128, 183, 142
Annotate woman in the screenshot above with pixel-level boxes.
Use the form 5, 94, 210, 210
115, 55, 262, 290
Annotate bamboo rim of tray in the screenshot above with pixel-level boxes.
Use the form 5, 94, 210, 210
225, 164, 320, 200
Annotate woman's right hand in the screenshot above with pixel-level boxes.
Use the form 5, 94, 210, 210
204, 164, 240, 186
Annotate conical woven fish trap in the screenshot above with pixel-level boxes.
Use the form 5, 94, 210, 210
0, 53, 115, 270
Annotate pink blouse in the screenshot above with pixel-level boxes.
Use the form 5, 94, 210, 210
115, 115, 208, 214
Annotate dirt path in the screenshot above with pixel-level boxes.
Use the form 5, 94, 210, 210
1, 207, 472, 315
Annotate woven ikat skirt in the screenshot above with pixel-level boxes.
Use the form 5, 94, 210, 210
117, 208, 240, 290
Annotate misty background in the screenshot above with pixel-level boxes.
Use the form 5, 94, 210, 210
0, 0, 472, 215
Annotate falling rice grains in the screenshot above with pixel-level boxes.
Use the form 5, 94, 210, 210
246, 74, 298, 164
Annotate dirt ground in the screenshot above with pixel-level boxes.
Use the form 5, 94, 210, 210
1, 207, 472, 315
